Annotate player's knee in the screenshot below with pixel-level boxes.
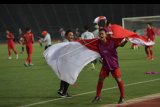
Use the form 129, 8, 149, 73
98, 77, 105, 82
115, 77, 122, 82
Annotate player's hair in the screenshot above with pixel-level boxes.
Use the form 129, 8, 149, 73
6, 28, 12, 32
65, 29, 73, 36
133, 29, 136, 32
147, 22, 152, 26
99, 28, 107, 33
25, 27, 31, 32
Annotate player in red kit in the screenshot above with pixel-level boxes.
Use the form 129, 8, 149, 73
92, 28, 128, 104
145, 23, 155, 60
6, 29, 18, 59
22, 28, 34, 66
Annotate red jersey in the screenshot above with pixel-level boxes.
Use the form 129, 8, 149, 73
6, 32, 14, 43
23, 32, 34, 45
147, 28, 155, 41
98, 37, 121, 71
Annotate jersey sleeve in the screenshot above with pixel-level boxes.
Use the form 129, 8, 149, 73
112, 38, 124, 47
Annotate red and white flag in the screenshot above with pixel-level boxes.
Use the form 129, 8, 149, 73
93, 16, 107, 23
43, 24, 155, 85
110, 24, 155, 46
43, 40, 100, 85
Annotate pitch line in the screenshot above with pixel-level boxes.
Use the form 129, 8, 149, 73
19, 78, 160, 107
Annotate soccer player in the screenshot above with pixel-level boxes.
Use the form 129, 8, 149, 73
57, 30, 74, 98
92, 28, 128, 104
81, 25, 95, 39
6, 29, 18, 59
59, 28, 66, 42
18, 28, 25, 54
40, 30, 52, 50
74, 28, 81, 40
145, 23, 155, 60
22, 27, 34, 67
92, 25, 99, 38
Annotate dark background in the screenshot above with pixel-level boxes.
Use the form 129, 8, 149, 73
0, 4, 160, 42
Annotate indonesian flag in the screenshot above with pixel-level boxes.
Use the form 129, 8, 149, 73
43, 24, 155, 85
110, 24, 155, 46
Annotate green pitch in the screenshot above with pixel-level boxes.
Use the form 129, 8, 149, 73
0, 38, 160, 107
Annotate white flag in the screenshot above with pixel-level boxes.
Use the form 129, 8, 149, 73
43, 42, 100, 85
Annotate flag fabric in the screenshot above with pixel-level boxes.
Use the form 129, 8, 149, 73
93, 16, 107, 23
43, 24, 155, 85
110, 24, 155, 46
43, 41, 100, 85
110, 24, 136, 38
128, 34, 155, 46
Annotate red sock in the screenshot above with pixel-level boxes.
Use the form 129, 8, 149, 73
117, 81, 124, 98
26, 54, 31, 63
150, 50, 154, 58
8, 50, 11, 56
96, 80, 103, 97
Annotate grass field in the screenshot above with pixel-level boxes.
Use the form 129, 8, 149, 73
0, 38, 160, 107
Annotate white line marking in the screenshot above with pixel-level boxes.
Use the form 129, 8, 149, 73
19, 78, 160, 107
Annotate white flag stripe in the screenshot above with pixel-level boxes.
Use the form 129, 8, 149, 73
129, 37, 155, 46
43, 42, 100, 85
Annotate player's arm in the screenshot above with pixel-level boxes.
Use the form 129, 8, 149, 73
119, 37, 128, 47
32, 34, 34, 43
19, 37, 24, 45
6, 34, 10, 38
42, 36, 47, 42
11, 33, 15, 39
91, 33, 95, 39
8, 34, 14, 39
151, 28, 156, 35
98, 57, 103, 64
106, 31, 113, 35
6, 34, 12, 39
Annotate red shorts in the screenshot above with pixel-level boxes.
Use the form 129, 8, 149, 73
8, 41, 14, 49
26, 44, 33, 54
150, 44, 154, 48
99, 66, 121, 78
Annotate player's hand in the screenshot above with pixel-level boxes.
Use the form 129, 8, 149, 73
148, 38, 151, 41
125, 37, 129, 41
38, 39, 42, 42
